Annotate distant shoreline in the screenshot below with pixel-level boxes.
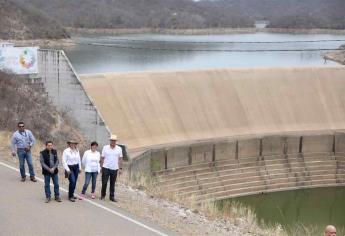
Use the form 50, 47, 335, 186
3, 27, 345, 49
3, 38, 74, 49
67, 27, 345, 36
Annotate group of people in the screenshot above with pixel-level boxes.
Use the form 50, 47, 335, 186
11, 122, 123, 203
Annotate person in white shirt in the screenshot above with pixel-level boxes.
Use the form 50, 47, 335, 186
62, 140, 81, 202
100, 134, 123, 202
80, 141, 100, 199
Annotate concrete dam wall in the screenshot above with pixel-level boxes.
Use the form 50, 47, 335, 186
80, 66, 345, 152
124, 124, 345, 202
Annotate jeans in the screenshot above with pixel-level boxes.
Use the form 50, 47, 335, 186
82, 172, 98, 194
17, 149, 35, 178
44, 173, 59, 198
68, 165, 79, 198
101, 167, 118, 198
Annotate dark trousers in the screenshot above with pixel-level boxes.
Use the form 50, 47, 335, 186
44, 173, 59, 198
82, 172, 98, 194
101, 167, 117, 198
68, 165, 79, 198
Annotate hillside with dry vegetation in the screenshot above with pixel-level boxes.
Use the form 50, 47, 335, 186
0, 72, 84, 149
0, 0, 69, 40
12, 0, 345, 30
1, 0, 344, 40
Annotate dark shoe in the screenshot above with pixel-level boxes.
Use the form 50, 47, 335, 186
30, 177, 37, 182
109, 197, 117, 202
45, 197, 51, 203
100, 196, 105, 200
73, 196, 77, 200
21, 177, 26, 182
55, 197, 62, 202
69, 198, 75, 202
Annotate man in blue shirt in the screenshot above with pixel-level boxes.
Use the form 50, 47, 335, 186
11, 122, 37, 182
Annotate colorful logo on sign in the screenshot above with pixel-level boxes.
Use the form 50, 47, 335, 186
19, 49, 36, 69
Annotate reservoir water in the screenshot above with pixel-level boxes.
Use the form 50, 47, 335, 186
218, 187, 345, 234
65, 32, 345, 74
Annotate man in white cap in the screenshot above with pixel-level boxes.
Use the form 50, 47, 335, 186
100, 134, 123, 202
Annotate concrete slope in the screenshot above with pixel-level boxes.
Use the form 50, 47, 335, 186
80, 66, 345, 151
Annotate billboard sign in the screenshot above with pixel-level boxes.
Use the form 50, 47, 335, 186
0, 47, 38, 74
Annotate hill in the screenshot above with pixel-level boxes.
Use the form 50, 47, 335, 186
0, 0, 69, 40
12, 0, 345, 30
10, 0, 252, 29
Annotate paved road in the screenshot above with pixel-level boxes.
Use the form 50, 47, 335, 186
0, 162, 173, 236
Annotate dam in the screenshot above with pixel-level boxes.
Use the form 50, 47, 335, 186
28, 48, 345, 229
28, 48, 345, 202
80, 66, 345, 151
80, 66, 345, 201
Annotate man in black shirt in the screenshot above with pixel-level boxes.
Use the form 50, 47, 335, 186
40, 141, 61, 203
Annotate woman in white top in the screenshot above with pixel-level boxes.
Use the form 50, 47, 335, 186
62, 140, 81, 202
80, 141, 100, 199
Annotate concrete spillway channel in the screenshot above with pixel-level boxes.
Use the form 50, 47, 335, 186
24, 49, 111, 146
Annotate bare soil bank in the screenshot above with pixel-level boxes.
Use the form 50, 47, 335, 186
5, 27, 345, 49
68, 27, 345, 36
324, 44, 345, 65
2, 38, 75, 49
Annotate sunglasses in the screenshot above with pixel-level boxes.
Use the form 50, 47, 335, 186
18, 126, 25, 128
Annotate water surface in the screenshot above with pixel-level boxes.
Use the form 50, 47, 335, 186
219, 187, 345, 233
64, 33, 345, 74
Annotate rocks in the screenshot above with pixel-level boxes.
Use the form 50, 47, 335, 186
149, 194, 251, 233
95, 178, 259, 236
235, 218, 246, 227
192, 209, 199, 214
178, 209, 187, 218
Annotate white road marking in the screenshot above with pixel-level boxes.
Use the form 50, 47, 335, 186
0, 161, 169, 236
